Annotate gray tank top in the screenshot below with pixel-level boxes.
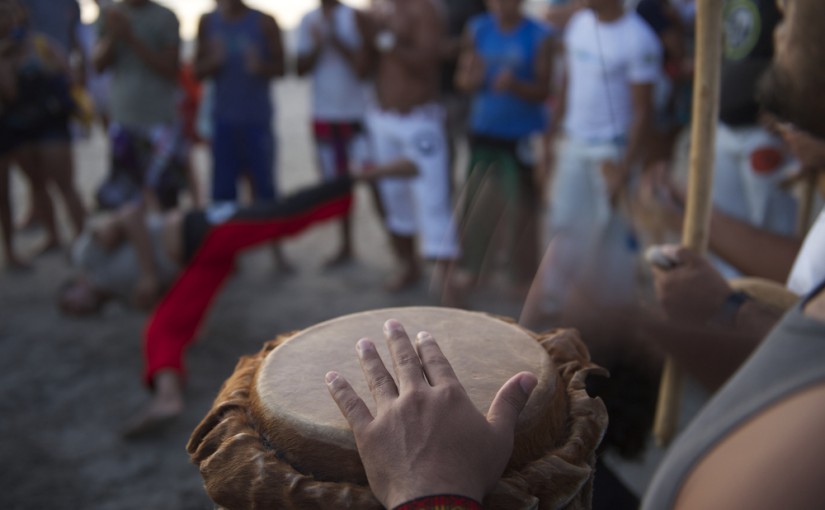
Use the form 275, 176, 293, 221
642, 285, 825, 509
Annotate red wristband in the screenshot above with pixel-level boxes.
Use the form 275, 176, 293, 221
393, 494, 483, 510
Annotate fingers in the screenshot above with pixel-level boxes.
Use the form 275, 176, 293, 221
356, 338, 399, 409
415, 331, 458, 386
383, 320, 425, 390
487, 372, 538, 435
326, 371, 374, 433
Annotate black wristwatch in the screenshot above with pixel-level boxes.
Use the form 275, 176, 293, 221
710, 290, 751, 326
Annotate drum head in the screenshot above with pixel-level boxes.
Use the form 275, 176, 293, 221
251, 307, 561, 483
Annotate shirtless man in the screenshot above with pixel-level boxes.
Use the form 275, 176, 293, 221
363, 0, 460, 291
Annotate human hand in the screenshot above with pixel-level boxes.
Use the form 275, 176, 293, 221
492, 68, 515, 93
600, 160, 630, 205
649, 245, 733, 323
637, 161, 685, 231
455, 50, 485, 91
778, 123, 825, 169
326, 319, 538, 508
105, 8, 133, 42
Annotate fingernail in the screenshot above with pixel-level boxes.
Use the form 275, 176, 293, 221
356, 338, 374, 355
417, 331, 434, 344
519, 373, 538, 395
384, 319, 401, 336
325, 372, 338, 384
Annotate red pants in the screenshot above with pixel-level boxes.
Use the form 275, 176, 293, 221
142, 181, 353, 386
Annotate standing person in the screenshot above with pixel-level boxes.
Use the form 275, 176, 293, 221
439, 0, 487, 184
1, 0, 86, 263
452, 0, 553, 299
93, 0, 185, 211
194, 0, 284, 205
710, 0, 795, 278
296, 0, 370, 267
363, 0, 460, 292
538, 0, 662, 317
15, 0, 87, 247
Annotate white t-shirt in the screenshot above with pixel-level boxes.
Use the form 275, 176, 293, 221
788, 208, 825, 295
563, 9, 662, 141
296, 4, 367, 122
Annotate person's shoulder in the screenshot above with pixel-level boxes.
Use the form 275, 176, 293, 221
467, 11, 493, 32
565, 8, 593, 34
523, 17, 554, 39
623, 11, 662, 51
149, 1, 180, 24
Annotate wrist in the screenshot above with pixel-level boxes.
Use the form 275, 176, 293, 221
392, 494, 483, 510
709, 290, 750, 327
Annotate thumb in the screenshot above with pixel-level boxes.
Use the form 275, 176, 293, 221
487, 372, 538, 433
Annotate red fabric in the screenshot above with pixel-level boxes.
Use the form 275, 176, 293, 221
142, 194, 352, 386
393, 495, 483, 510
750, 146, 783, 174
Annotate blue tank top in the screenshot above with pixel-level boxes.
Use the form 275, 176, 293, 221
468, 14, 551, 140
207, 9, 273, 125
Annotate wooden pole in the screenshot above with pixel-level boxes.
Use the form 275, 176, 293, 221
653, 0, 724, 447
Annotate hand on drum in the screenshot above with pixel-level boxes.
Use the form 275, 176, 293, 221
326, 319, 538, 508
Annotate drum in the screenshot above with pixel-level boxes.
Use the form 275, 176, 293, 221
187, 307, 608, 510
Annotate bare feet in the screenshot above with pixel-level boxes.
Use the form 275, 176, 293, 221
121, 370, 184, 439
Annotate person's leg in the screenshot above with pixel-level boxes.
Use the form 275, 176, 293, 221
366, 109, 419, 288
315, 121, 354, 267
40, 138, 87, 239
15, 145, 60, 252
402, 110, 460, 297
0, 154, 29, 269
210, 121, 239, 202
128, 181, 355, 436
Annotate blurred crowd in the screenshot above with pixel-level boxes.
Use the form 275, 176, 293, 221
2, 0, 825, 506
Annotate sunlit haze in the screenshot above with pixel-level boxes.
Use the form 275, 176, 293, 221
78, 0, 370, 37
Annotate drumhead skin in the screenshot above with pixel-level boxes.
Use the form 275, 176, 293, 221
250, 307, 563, 484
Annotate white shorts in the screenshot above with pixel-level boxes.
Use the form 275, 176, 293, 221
365, 104, 459, 259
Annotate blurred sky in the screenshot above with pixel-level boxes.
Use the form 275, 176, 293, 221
78, 0, 370, 37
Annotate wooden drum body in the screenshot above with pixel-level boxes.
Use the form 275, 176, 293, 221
187, 307, 608, 509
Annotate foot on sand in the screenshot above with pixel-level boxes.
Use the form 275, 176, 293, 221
121, 370, 184, 439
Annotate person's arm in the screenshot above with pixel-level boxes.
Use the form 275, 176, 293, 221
0, 54, 18, 106
247, 15, 285, 79
295, 15, 323, 77
453, 29, 484, 93
602, 81, 655, 199
193, 14, 223, 80
708, 209, 802, 283
115, 202, 162, 309
492, 35, 553, 103
326, 320, 537, 509
327, 11, 370, 78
